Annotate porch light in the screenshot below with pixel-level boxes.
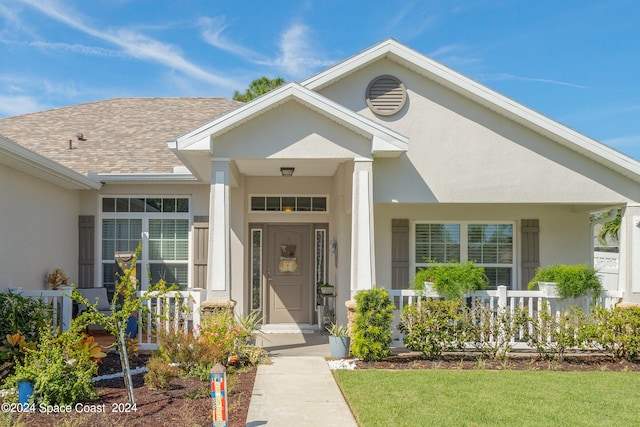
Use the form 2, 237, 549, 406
280, 167, 295, 177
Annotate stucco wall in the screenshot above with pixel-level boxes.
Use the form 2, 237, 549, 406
0, 164, 80, 290
374, 203, 593, 290
318, 59, 640, 204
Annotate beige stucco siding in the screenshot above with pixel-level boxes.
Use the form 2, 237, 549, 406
213, 101, 373, 160
0, 164, 80, 290
374, 203, 592, 290
318, 59, 640, 204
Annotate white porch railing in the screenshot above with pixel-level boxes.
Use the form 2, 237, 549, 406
388, 286, 625, 346
15, 286, 73, 333
136, 288, 205, 351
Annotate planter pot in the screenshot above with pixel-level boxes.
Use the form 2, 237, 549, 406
320, 286, 335, 295
329, 336, 351, 358
423, 282, 436, 295
538, 282, 559, 298
18, 380, 34, 405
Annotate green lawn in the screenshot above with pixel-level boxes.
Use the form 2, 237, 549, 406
333, 369, 640, 427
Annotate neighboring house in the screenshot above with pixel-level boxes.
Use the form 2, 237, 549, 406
2, 39, 640, 328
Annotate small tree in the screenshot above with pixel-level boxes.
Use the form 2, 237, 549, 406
74, 246, 173, 404
350, 287, 395, 361
232, 76, 286, 102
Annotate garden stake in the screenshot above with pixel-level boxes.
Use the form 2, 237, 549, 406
211, 363, 228, 427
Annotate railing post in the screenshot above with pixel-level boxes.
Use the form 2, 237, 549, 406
192, 289, 203, 337
59, 286, 73, 332
497, 285, 508, 310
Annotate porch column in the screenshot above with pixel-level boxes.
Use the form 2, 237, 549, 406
350, 158, 376, 296
619, 203, 640, 301
207, 158, 230, 298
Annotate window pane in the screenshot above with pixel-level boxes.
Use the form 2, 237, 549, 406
149, 263, 187, 289
484, 267, 512, 289
312, 197, 327, 212
251, 230, 262, 310
415, 224, 460, 263
130, 198, 145, 212
251, 197, 266, 211
282, 197, 295, 212
266, 197, 280, 211
297, 197, 311, 212
176, 198, 189, 213
102, 198, 115, 212
116, 198, 129, 212
163, 198, 176, 213
146, 198, 162, 212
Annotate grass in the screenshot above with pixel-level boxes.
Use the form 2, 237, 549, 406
333, 369, 640, 427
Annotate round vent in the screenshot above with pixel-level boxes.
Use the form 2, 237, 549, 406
366, 75, 406, 116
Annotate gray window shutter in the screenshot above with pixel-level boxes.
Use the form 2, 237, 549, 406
392, 219, 410, 289
521, 219, 540, 288
193, 216, 209, 289
78, 215, 94, 288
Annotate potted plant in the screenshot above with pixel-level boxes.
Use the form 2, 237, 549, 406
326, 323, 350, 358
413, 260, 488, 300
45, 268, 68, 290
527, 264, 603, 303
319, 283, 335, 295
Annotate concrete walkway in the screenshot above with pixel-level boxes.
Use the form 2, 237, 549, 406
245, 332, 358, 426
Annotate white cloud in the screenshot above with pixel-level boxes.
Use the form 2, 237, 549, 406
479, 73, 588, 89
198, 16, 263, 61
0, 95, 45, 116
602, 134, 640, 152
261, 23, 335, 79
19, 0, 241, 89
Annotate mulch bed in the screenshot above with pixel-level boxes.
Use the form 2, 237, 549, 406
4, 352, 256, 427
355, 351, 640, 372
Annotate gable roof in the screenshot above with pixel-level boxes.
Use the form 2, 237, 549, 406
172, 83, 408, 158
0, 98, 243, 176
302, 39, 640, 183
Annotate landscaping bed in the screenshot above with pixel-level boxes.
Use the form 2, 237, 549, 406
2, 352, 256, 427
354, 351, 640, 372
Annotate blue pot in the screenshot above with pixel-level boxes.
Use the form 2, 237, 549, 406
18, 380, 34, 405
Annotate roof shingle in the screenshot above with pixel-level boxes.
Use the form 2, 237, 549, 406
0, 98, 243, 175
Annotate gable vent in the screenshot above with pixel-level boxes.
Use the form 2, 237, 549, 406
366, 75, 407, 116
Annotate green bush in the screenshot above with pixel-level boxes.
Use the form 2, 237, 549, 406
588, 306, 640, 361
3, 325, 100, 406
467, 302, 528, 360
144, 356, 176, 390
527, 303, 589, 362
527, 264, 603, 302
351, 288, 395, 361
400, 300, 466, 359
414, 261, 488, 300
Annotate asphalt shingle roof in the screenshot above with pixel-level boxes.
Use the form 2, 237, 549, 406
0, 98, 244, 175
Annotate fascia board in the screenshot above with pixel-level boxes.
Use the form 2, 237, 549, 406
0, 135, 101, 190
94, 172, 198, 184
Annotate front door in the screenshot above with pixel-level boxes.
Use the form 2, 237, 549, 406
266, 224, 312, 323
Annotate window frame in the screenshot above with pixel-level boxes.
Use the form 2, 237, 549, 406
99, 196, 192, 291
411, 220, 517, 289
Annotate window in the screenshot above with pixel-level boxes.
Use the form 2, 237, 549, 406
414, 222, 514, 288
101, 197, 190, 293
250, 196, 328, 212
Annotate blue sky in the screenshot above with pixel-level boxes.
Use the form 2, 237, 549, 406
1, 0, 639, 159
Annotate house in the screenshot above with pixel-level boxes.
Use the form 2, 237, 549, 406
2, 39, 640, 328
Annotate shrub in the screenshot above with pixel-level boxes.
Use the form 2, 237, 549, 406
350, 287, 395, 361
588, 306, 640, 361
527, 264, 603, 302
144, 356, 176, 390
0, 291, 54, 381
467, 302, 528, 360
3, 325, 101, 406
399, 299, 466, 359
527, 303, 589, 362
414, 261, 488, 300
